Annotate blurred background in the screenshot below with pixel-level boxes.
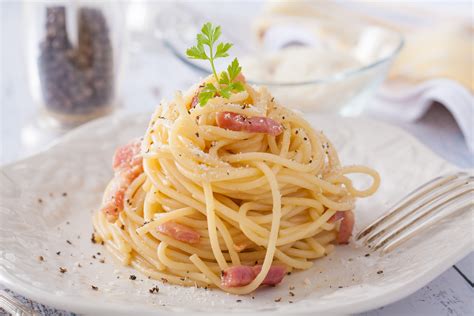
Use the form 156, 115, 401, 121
0, 0, 472, 168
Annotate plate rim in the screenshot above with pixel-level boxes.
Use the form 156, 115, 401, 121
0, 111, 471, 315
0, 242, 472, 315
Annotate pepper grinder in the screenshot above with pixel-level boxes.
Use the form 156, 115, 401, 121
24, 1, 126, 128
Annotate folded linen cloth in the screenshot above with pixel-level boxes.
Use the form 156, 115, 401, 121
369, 79, 474, 153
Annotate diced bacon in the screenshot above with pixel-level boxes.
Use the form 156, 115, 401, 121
122, 165, 143, 183
157, 222, 200, 244
191, 93, 200, 108
102, 201, 120, 222
101, 175, 126, 221
328, 211, 345, 223
222, 265, 255, 287
327, 211, 355, 244
102, 139, 144, 222
252, 265, 287, 286
101, 175, 130, 223
112, 139, 142, 171
216, 112, 283, 136
113, 187, 125, 210
336, 210, 355, 244
221, 265, 286, 288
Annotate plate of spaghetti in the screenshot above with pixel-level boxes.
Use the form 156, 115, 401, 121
0, 23, 471, 315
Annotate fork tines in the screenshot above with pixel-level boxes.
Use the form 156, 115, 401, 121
356, 172, 474, 254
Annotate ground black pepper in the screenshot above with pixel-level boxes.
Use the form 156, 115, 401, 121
38, 6, 114, 117
149, 286, 159, 294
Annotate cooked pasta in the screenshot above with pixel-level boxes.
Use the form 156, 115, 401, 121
93, 75, 380, 294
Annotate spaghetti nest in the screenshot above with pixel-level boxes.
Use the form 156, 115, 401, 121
93, 76, 380, 294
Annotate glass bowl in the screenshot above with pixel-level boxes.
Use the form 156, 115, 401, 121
156, 3, 403, 115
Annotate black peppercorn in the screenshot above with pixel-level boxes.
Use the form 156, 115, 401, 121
38, 6, 114, 117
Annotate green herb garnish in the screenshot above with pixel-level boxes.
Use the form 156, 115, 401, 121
186, 22, 244, 106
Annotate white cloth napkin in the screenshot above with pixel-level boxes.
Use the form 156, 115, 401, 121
367, 79, 474, 153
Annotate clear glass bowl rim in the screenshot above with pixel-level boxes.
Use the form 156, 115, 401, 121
164, 23, 404, 87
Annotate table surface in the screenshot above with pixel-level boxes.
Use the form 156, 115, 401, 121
1, 2, 473, 315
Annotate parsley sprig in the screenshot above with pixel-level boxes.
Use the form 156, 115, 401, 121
186, 22, 244, 106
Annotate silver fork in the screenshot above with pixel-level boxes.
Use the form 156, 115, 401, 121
356, 171, 474, 254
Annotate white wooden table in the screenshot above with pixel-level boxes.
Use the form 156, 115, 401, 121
1, 2, 473, 315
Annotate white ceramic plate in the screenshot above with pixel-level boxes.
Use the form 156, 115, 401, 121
0, 112, 472, 315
